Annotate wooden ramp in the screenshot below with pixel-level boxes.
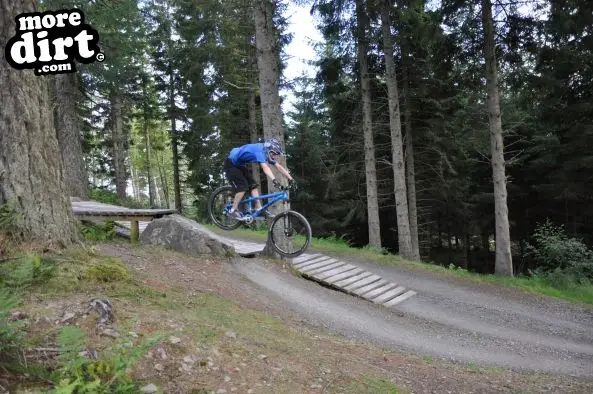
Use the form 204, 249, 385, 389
71, 200, 416, 307
289, 253, 417, 308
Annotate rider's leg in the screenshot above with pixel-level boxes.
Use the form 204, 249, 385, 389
231, 191, 245, 212
224, 159, 249, 215
240, 166, 262, 210
250, 187, 262, 210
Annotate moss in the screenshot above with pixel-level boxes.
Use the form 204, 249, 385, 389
85, 257, 131, 283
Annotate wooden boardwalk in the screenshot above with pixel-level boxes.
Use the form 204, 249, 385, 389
71, 200, 417, 307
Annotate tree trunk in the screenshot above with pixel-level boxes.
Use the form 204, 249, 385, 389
482, 0, 513, 276
143, 109, 155, 207
169, 66, 182, 213
247, 23, 262, 189
0, 0, 77, 246
248, 79, 262, 188
402, 50, 420, 260
111, 91, 127, 199
254, 0, 288, 257
54, 73, 88, 200
380, 0, 414, 259
356, 0, 381, 249
156, 152, 170, 208
130, 164, 139, 199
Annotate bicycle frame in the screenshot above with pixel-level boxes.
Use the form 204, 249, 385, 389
225, 190, 289, 218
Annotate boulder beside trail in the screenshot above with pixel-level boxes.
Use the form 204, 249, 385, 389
140, 214, 235, 257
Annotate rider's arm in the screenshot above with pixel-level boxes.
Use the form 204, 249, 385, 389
260, 162, 277, 181
274, 163, 293, 181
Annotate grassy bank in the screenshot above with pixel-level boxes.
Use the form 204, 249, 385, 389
205, 224, 593, 306
1, 244, 408, 393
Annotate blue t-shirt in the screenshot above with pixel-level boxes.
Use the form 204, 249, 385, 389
229, 143, 267, 166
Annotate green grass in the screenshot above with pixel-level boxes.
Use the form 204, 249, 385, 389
344, 376, 405, 394
204, 223, 593, 306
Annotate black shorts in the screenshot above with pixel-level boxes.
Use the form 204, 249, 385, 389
223, 158, 258, 193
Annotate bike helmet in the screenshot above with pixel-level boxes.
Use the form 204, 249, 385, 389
263, 138, 283, 164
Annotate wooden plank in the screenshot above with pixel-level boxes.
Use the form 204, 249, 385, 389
312, 264, 358, 281
371, 286, 407, 304
360, 283, 398, 300
297, 258, 338, 273
294, 256, 333, 269
301, 261, 344, 276
351, 279, 389, 296
343, 274, 382, 291
292, 253, 321, 264
323, 267, 365, 284
384, 290, 417, 307
76, 215, 163, 222
332, 271, 374, 288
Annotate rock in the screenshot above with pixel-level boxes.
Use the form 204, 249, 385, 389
225, 331, 237, 339
156, 346, 168, 360
169, 336, 181, 344
216, 390, 227, 394
140, 214, 235, 256
78, 350, 98, 359
129, 331, 139, 338
258, 354, 267, 360
154, 363, 164, 371
224, 376, 231, 382
11, 311, 27, 321
61, 312, 76, 323
247, 390, 253, 394
99, 327, 119, 338
140, 383, 158, 393
183, 356, 195, 364
88, 299, 114, 325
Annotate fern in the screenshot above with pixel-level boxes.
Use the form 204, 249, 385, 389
0, 253, 55, 289
0, 288, 23, 361
58, 326, 86, 364
51, 331, 164, 393
0, 201, 23, 234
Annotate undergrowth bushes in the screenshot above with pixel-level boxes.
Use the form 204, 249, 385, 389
524, 220, 593, 286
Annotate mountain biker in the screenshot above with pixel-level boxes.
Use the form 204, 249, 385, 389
223, 138, 295, 221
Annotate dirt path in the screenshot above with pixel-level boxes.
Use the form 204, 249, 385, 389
95, 243, 593, 393
185, 230, 593, 378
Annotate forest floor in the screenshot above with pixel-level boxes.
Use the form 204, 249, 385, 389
3, 240, 593, 393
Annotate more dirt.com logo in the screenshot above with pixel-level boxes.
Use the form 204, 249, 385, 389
5, 9, 104, 76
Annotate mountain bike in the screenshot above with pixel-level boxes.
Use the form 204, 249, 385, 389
208, 184, 312, 258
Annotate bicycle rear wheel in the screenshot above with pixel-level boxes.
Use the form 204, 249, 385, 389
269, 210, 312, 258
208, 185, 242, 230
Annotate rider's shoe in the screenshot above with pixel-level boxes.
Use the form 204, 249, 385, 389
263, 210, 276, 219
228, 210, 247, 221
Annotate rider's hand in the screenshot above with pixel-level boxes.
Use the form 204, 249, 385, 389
272, 179, 281, 189
289, 179, 297, 190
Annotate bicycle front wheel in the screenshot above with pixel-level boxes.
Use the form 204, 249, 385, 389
269, 210, 312, 258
